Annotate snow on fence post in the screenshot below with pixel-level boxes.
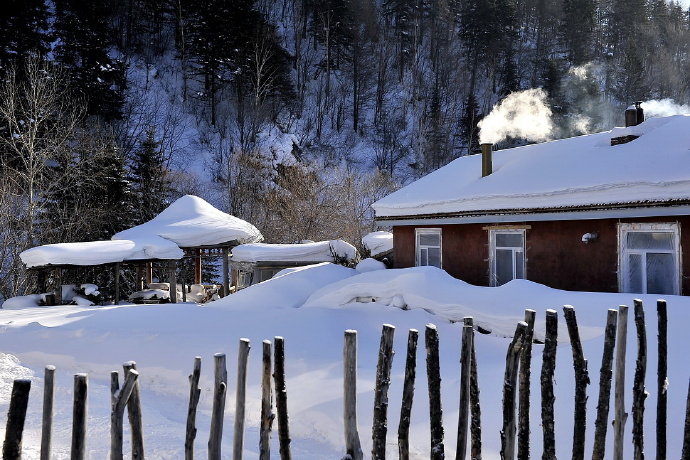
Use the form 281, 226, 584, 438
71, 373, 88, 460
111, 369, 140, 460
425, 323, 445, 460
517, 309, 535, 460
500, 321, 527, 460
591, 309, 618, 460
456, 321, 474, 460
185, 357, 202, 460
613, 305, 629, 460
371, 324, 395, 460
233, 339, 251, 460
40, 365, 56, 460
123, 361, 145, 460
540, 310, 558, 460
2, 379, 31, 460
465, 316, 482, 460
682, 378, 690, 460
398, 329, 418, 460
657, 299, 668, 460
343, 329, 363, 460
274, 336, 292, 460
260, 340, 274, 460
632, 299, 647, 460
563, 305, 589, 460
208, 353, 227, 460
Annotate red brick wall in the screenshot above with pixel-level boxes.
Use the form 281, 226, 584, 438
392, 215, 690, 295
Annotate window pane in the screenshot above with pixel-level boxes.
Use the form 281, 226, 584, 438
419, 232, 440, 247
496, 249, 514, 286
419, 247, 428, 266
427, 247, 441, 268
646, 253, 675, 295
627, 253, 643, 293
515, 251, 524, 279
496, 233, 524, 248
627, 232, 674, 250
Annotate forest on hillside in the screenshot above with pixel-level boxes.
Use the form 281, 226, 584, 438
0, 0, 689, 297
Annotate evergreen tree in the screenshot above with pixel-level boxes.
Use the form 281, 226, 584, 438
0, 0, 50, 73
561, 0, 596, 64
130, 126, 171, 223
460, 92, 482, 155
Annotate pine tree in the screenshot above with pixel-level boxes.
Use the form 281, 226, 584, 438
130, 126, 171, 224
460, 93, 482, 155
0, 0, 50, 74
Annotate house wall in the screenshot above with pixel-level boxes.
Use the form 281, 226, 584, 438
392, 215, 690, 295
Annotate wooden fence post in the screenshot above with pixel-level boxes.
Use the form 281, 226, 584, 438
41, 365, 56, 460
500, 321, 527, 460
632, 299, 647, 460
274, 337, 292, 460
372, 324, 395, 460
466, 317, 482, 460
343, 330, 363, 460
657, 299, 668, 460
398, 329, 418, 460
123, 361, 145, 460
456, 321, 474, 460
2, 379, 31, 460
208, 353, 227, 460
517, 310, 535, 460
541, 309, 557, 460
233, 339, 251, 460
591, 309, 618, 460
71, 373, 88, 460
682, 378, 690, 460
613, 305, 628, 460
260, 341, 274, 460
426, 324, 445, 460
111, 369, 140, 460
563, 305, 589, 460
185, 357, 202, 460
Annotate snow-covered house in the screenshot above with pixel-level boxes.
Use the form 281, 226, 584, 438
373, 114, 690, 296
229, 240, 358, 289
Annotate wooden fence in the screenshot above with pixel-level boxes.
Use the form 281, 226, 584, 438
3, 299, 690, 459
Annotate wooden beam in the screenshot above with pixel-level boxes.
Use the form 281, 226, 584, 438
169, 260, 177, 304
194, 249, 202, 284
222, 247, 230, 297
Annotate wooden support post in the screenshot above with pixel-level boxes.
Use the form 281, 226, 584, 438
500, 321, 527, 460
563, 305, 589, 460
234, 339, 251, 460
466, 317, 482, 460
3, 379, 31, 460
682, 378, 690, 460
71, 374, 88, 460
136, 264, 145, 291
186, 357, 202, 460
457, 321, 474, 460
274, 337, 292, 460
55, 268, 62, 304
208, 353, 227, 460
182, 280, 187, 302
398, 329, 418, 460
114, 262, 121, 304
260, 341, 274, 460
657, 299, 668, 460
123, 361, 145, 460
343, 330, 363, 460
111, 369, 140, 460
425, 324, 445, 460
541, 310, 557, 460
613, 305, 629, 460
591, 309, 618, 460
222, 247, 230, 297
194, 249, 202, 285
145, 262, 153, 286
632, 299, 647, 460
517, 309, 535, 460
41, 365, 56, 460
169, 260, 178, 303
371, 324, 395, 460
38, 269, 46, 293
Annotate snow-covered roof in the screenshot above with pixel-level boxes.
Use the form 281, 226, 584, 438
362, 231, 393, 257
230, 240, 358, 264
21, 195, 263, 268
374, 115, 690, 219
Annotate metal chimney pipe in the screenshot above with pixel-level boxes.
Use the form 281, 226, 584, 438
481, 143, 493, 177
625, 106, 638, 127
635, 101, 644, 124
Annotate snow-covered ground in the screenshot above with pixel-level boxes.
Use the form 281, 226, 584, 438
1, 264, 688, 459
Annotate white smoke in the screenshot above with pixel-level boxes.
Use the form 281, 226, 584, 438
642, 99, 690, 118
478, 88, 554, 144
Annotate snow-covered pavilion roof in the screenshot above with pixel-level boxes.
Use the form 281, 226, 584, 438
362, 231, 393, 257
230, 240, 358, 264
21, 195, 263, 268
373, 115, 690, 221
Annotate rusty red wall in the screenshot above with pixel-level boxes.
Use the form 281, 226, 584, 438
393, 215, 690, 295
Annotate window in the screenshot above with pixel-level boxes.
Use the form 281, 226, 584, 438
490, 229, 526, 286
619, 223, 680, 295
416, 229, 442, 268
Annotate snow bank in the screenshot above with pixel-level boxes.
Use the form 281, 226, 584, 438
1, 294, 44, 309
230, 240, 357, 264
355, 258, 387, 273
361, 231, 393, 257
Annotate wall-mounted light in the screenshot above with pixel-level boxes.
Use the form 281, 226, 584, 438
581, 232, 599, 244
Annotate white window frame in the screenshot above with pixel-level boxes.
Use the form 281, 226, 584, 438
489, 229, 526, 286
415, 228, 442, 268
618, 222, 681, 295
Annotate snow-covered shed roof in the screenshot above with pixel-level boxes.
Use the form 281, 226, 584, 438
21, 195, 263, 268
374, 115, 690, 223
230, 240, 358, 264
362, 231, 393, 257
